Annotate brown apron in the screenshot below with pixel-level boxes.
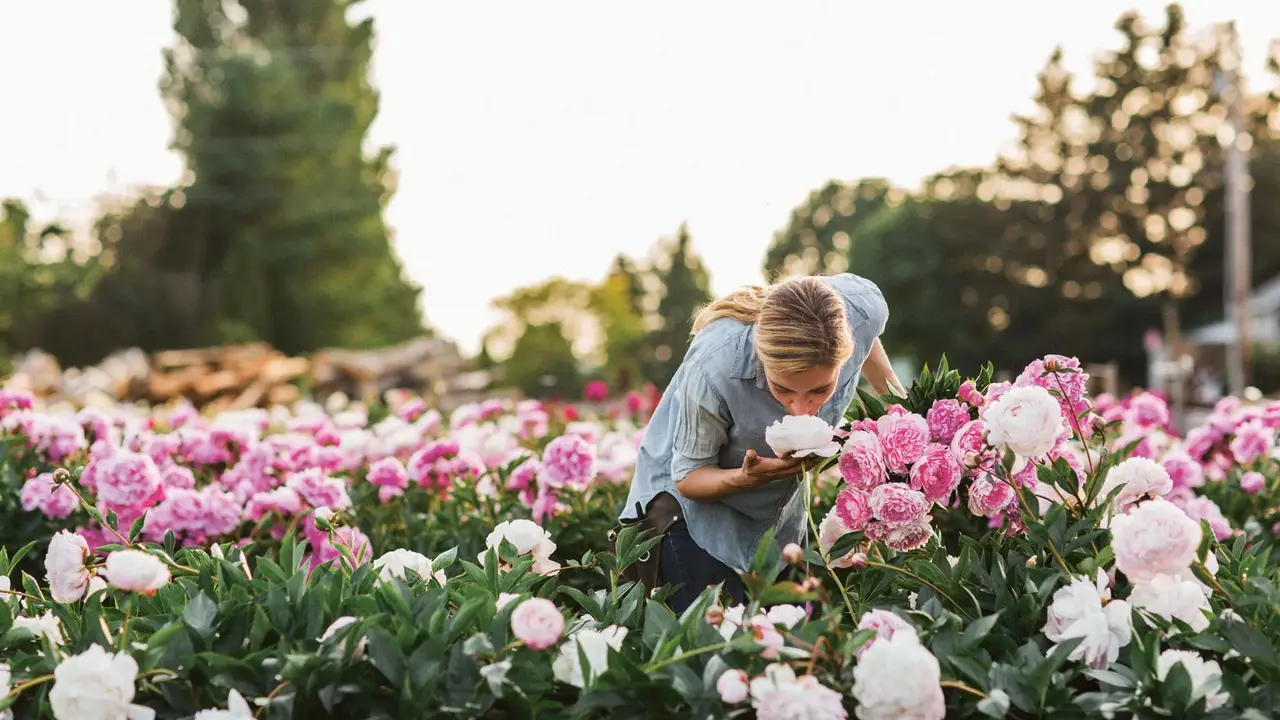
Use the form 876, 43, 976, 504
611, 492, 684, 592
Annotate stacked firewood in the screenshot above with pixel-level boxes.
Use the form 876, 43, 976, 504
2, 336, 494, 412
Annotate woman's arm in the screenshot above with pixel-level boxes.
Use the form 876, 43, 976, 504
676, 450, 805, 501
862, 338, 907, 397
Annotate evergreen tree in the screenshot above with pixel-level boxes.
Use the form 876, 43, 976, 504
648, 224, 712, 387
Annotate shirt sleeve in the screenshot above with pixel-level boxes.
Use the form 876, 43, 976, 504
828, 273, 889, 343
669, 368, 731, 483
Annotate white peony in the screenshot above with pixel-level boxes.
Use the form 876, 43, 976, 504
765, 604, 808, 629
1042, 570, 1131, 669
1099, 457, 1173, 514
48, 644, 155, 720
1129, 574, 1212, 632
480, 519, 561, 575
749, 664, 847, 720
45, 530, 91, 603
851, 632, 945, 720
192, 689, 253, 719
983, 385, 1064, 462
372, 549, 446, 587
319, 616, 367, 660
14, 611, 66, 646
765, 415, 840, 459
551, 625, 627, 688
1156, 650, 1228, 710
103, 550, 171, 595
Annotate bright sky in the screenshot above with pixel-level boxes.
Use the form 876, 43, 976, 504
2, 2, 1278, 355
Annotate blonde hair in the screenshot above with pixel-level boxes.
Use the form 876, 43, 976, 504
691, 277, 853, 375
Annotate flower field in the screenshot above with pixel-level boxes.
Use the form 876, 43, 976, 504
1, 356, 1278, 719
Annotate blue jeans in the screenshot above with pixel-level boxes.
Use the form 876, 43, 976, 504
660, 516, 746, 613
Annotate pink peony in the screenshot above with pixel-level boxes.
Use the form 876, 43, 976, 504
45, 530, 91, 603
717, 669, 749, 704
199, 486, 242, 537
1229, 420, 1275, 465
1111, 498, 1202, 583
875, 412, 930, 473
967, 476, 1015, 517
510, 597, 564, 650
1123, 392, 1170, 430
1240, 471, 1265, 494
908, 443, 962, 504
1261, 402, 1280, 429
1183, 427, 1219, 461
950, 420, 988, 469
286, 469, 352, 510
103, 549, 171, 595
885, 517, 934, 552
1171, 495, 1233, 541
835, 487, 872, 531
506, 458, 540, 492
1162, 451, 1205, 491
246, 487, 302, 522
21, 473, 79, 519
367, 457, 409, 490
94, 452, 164, 510
957, 380, 984, 408
926, 399, 971, 445
837, 431, 887, 490
868, 484, 927, 527
1016, 354, 1088, 419
540, 434, 598, 489
309, 525, 373, 569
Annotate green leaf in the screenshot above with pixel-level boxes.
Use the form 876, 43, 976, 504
367, 626, 405, 688
960, 612, 1002, 650
183, 592, 218, 638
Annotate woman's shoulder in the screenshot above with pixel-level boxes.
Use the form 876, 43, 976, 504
820, 273, 889, 331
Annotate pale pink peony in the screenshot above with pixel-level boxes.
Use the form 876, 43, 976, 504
103, 549, 171, 595
750, 664, 847, 720
286, 468, 352, 510
983, 385, 1064, 461
818, 509, 859, 568
21, 473, 78, 519
868, 484, 927, 527
908, 443, 962, 504
366, 457, 409, 490
967, 476, 1015, 517
1100, 457, 1173, 514
510, 597, 564, 650
837, 431, 887, 490
1240, 471, 1265, 494
855, 609, 917, 659
45, 530, 91, 603
1170, 495, 1233, 541
748, 615, 786, 659
926, 399, 970, 445
875, 412, 930, 473
885, 517, 935, 552
851, 633, 945, 720
835, 487, 873, 531
950, 420, 988, 472
1111, 498, 1202, 583
540, 434, 598, 489
94, 451, 164, 510
716, 669, 749, 704
1229, 420, 1275, 464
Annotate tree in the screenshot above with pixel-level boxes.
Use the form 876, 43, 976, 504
502, 322, 584, 400
763, 179, 897, 280
590, 264, 648, 390
648, 224, 712, 387
156, 0, 424, 353
486, 278, 597, 363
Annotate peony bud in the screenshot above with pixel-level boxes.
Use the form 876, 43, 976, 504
964, 453, 982, 469
704, 605, 725, 626
1025, 556, 1038, 568
1044, 358, 1062, 372
849, 552, 868, 569
313, 506, 334, 530
782, 543, 804, 566
1090, 414, 1107, 435
52, 468, 71, 484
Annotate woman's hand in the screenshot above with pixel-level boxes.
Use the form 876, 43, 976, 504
728, 449, 805, 490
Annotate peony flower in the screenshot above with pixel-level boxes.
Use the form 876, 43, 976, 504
967, 475, 1016, 517
884, 517, 934, 552
14, 611, 65, 645
103, 550, 171, 595
1161, 451, 1204, 491
286, 469, 352, 510
1170, 495, 1234, 541
1156, 650, 1228, 710
1229, 420, 1274, 464
838, 431, 887, 490
983, 385, 1064, 462
818, 509, 859, 568
908, 443, 962, 504
766, 604, 808, 629
765, 415, 840, 459
1042, 570, 1131, 669
540, 433, 599, 489
510, 597, 565, 650
192, 689, 254, 719
950, 419, 989, 472
481, 519, 560, 574
750, 663, 847, 720
1100, 457, 1173, 514
48, 644, 154, 720
21, 472, 79, 519
868, 484, 927, 527
1111, 499, 1202, 583
855, 609, 917, 659
1122, 392, 1170, 429
716, 669, 749, 704
552, 625, 628, 688
46, 530, 92, 603
320, 616, 367, 660
1128, 574, 1212, 632
94, 451, 164, 510
875, 411, 930, 473
851, 633, 945, 720
748, 615, 786, 659
835, 487, 873, 531
366, 457, 410, 490
1240, 471, 1265, 494
781, 543, 804, 565
373, 549, 446, 586
926, 399, 971, 444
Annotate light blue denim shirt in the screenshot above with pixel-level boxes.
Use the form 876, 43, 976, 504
621, 273, 890, 572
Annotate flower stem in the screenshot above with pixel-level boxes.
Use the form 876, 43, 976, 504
941, 680, 988, 698
4, 673, 55, 700
642, 641, 733, 673
804, 470, 858, 621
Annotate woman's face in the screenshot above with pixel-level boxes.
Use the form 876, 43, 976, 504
764, 364, 841, 416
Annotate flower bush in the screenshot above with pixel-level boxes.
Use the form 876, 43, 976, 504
0, 358, 1278, 718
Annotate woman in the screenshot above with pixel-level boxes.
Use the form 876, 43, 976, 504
618, 274, 904, 612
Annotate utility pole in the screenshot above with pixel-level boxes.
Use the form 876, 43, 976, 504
1216, 23, 1253, 397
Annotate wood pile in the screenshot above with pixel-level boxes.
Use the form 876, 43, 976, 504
2, 336, 496, 412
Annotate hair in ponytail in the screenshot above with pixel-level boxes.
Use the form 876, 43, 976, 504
692, 277, 853, 376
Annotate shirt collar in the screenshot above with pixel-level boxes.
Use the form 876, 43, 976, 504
730, 325, 768, 389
